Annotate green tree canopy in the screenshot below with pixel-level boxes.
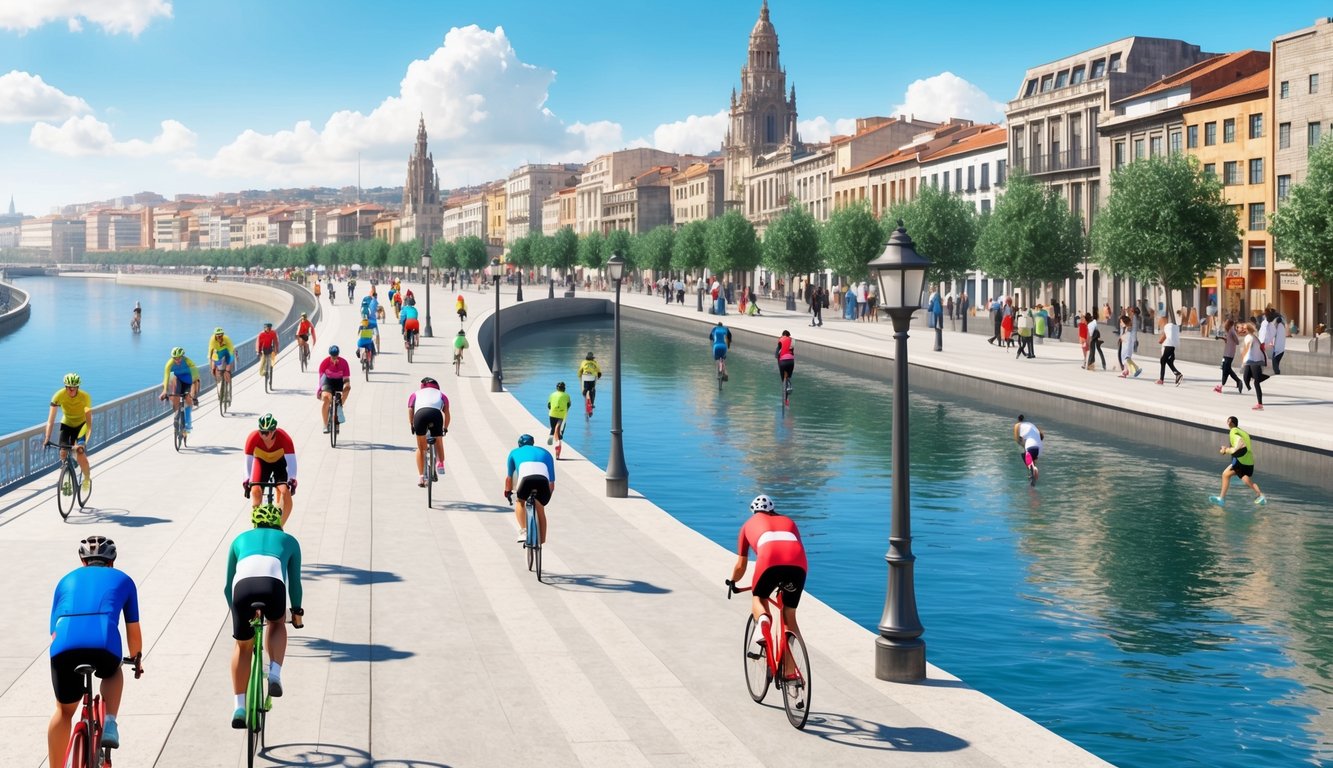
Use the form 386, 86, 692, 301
1090, 154, 1237, 317
672, 220, 709, 273
431, 238, 456, 270
580, 231, 606, 270
634, 225, 675, 274
762, 203, 822, 291
604, 228, 634, 270
975, 170, 1086, 293
548, 226, 579, 274
892, 184, 979, 284
820, 201, 883, 281
706, 210, 760, 274
456, 235, 489, 272
507, 234, 533, 270
1270, 135, 1333, 326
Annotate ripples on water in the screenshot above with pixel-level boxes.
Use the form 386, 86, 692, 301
500, 315, 1333, 768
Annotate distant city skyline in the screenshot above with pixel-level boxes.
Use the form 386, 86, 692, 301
2, 0, 1330, 214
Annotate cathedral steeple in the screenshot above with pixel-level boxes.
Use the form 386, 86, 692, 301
403, 116, 442, 247
723, 2, 800, 203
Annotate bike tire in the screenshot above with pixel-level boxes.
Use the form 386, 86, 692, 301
76, 465, 91, 509
425, 444, 434, 507
57, 461, 75, 520
173, 412, 184, 452
247, 639, 266, 766
363, 356, 371, 381
743, 614, 771, 702
328, 407, 338, 449
454, 357, 461, 377
780, 631, 811, 729
64, 721, 90, 768
299, 346, 308, 372
525, 500, 537, 573
217, 379, 227, 416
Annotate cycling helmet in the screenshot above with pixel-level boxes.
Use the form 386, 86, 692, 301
170, 346, 185, 358
517, 434, 535, 447
420, 377, 439, 389
329, 345, 340, 355
257, 413, 278, 431
556, 381, 566, 391
586, 352, 595, 360
749, 494, 776, 513
264, 322, 273, 328
63, 372, 81, 387
79, 535, 117, 563
252, 504, 283, 529
300, 312, 308, 318
214, 327, 225, 335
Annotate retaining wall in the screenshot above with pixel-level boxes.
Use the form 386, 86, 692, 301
0, 280, 31, 337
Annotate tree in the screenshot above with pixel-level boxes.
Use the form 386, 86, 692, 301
456, 235, 489, 272
762, 203, 821, 299
706, 210, 759, 275
579, 231, 606, 271
975, 170, 1085, 298
672, 220, 709, 274
820, 201, 882, 281
893, 184, 978, 285
635, 225, 675, 274
364, 238, 390, 271
548, 226, 579, 277
604, 228, 634, 270
507, 234, 532, 272
431, 238, 456, 270
1091, 154, 1238, 318
1270, 135, 1333, 328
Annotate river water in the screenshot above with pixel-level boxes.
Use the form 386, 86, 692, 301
500, 315, 1332, 768
0, 276, 283, 437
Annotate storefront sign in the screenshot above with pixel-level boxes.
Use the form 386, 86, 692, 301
1279, 271, 1304, 291
1225, 276, 1245, 290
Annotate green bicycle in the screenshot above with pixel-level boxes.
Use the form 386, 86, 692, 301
242, 601, 303, 767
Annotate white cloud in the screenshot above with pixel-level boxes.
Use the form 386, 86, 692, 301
650, 111, 728, 155
0, 71, 91, 123
798, 116, 858, 143
30, 115, 196, 156
0, 0, 172, 35
891, 72, 1005, 124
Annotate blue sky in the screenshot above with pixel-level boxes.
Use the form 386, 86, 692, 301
2, 0, 1329, 214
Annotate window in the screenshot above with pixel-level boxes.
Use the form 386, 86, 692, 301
996, 159, 1007, 186
1279, 122, 1291, 149
932, 173, 939, 189
1250, 114, 1263, 139
1223, 161, 1239, 185
980, 162, 990, 190
1187, 125, 1198, 148
1114, 141, 1126, 170
943, 172, 950, 193
1169, 131, 1182, 154
1312, 73, 1321, 94
1011, 128, 1025, 163
956, 168, 963, 191
1025, 78, 1038, 97
1089, 181, 1100, 226
1249, 158, 1263, 185
1150, 136, 1163, 157
1249, 245, 1266, 268
1091, 58, 1106, 78
1203, 163, 1216, 179
1109, 53, 1122, 72
1204, 122, 1217, 146
1311, 122, 1323, 147
1223, 118, 1235, 143
1071, 65, 1086, 85
1134, 138, 1145, 160
1277, 175, 1291, 202
980, 199, 992, 215
1280, 80, 1289, 99
1055, 70, 1069, 89
1071, 183, 1083, 221
967, 165, 975, 191
1040, 74, 1054, 93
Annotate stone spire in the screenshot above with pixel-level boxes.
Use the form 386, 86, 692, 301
403, 115, 442, 247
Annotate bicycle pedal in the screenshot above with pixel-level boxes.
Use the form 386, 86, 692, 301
746, 650, 765, 660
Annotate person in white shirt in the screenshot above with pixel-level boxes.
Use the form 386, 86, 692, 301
1265, 308, 1287, 374
1013, 416, 1045, 486
1157, 317, 1183, 385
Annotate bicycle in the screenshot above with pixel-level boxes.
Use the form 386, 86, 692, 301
509, 490, 542, 582
718, 364, 726, 393
360, 347, 374, 380
424, 435, 439, 507
46, 441, 91, 520
782, 375, 792, 407
216, 371, 232, 416
297, 341, 310, 373
453, 350, 463, 377
584, 391, 594, 418
327, 391, 343, 448
62, 655, 142, 768
242, 601, 303, 768
260, 351, 275, 393
129, 316, 140, 334
726, 579, 811, 729
405, 332, 415, 364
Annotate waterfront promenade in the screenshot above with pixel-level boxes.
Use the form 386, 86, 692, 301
0, 281, 1115, 767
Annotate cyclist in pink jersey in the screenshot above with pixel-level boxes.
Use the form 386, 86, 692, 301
316, 346, 352, 431
729, 494, 807, 676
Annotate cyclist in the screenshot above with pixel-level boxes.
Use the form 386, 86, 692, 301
503, 434, 556, 543
355, 314, 377, 368
400, 295, 420, 350
730, 494, 807, 679
295, 312, 316, 359
313, 281, 322, 301
256, 322, 280, 378
408, 377, 450, 487
327, 278, 336, 303
546, 381, 571, 456
317, 346, 352, 432
244, 414, 298, 525
775, 330, 796, 392
48, 537, 143, 763
161, 347, 200, 433
360, 294, 381, 350
347, 276, 357, 301
225, 504, 304, 728
710, 321, 732, 381
1013, 415, 1044, 486
452, 329, 469, 367
43, 373, 93, 492
130, 303, 141, 332
577, 352, 602, 412
456, 294, 467, 323
386, 282, 398, 312
208, 327, 236, 392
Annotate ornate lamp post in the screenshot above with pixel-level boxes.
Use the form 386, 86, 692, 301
420, 251, 434, 338
488, 258, 503, 392
516, 267, 524, 302
866, 220, 931, 683
605, 251, 629, 497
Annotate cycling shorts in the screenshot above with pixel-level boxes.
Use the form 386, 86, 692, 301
252, 459, 289, 486
753, 565, 806, 608
778, 359, 795, 378
1230, 459, 1254, 478
403, 319, 420, 333
171, 377, 193, 396
713, 344, 728, 361
230, 576, 286, 641
213, 350, 233, 367
296, 334, 309, 342
515, 475, 552, 506
581, 380, 597, 395
58, 423, 87, 447
258, 345, 276, 356
412, 408, 444, 437
321, 377, 346, 394
51, 648, 121, 704
357, 337, 376, 351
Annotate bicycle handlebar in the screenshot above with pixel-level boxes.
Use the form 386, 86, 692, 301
122, 653, 144, 679
725, 579, 752, 599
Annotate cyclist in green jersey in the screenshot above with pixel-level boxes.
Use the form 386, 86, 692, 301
546, 382, 571, 455
453, 329, 470, 365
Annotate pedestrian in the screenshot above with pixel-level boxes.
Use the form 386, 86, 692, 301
1033, 304, 1048, 345
1213, 319, 1244, 394
845, 284, 858, 321
987, 297, 1002, 345
739, 287, 748, 316
959, 291, 969, 332
1239, 322, 1268, 410
809, 286, 825, 327
1209, 416, 1267, 506
865, 283, 878, 322
1001, 308, 1015, 348
1078, 313, 1089, 365
945, 293, 954, 321
1157, 313, 1183, 385
1118, 315, 1142, 378
1266, 308, 1287, 374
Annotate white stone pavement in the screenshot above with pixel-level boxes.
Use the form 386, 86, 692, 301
9, 276, 1242, 767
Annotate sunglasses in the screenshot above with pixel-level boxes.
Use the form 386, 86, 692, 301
260, 429, 275, 436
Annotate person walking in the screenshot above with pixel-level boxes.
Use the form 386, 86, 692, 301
987, 297, 1002, 345
1239, 322, 1268, 410
1266, 308, 1287, 374
1209, 415, 1267, 506
1085, 313, 1107, 370
1118, 315, 1142, 378
1015, 307, 1034, 358
809, 286, 825, 327
1213, 319, 1245, 394
1157, 314, 1183, 385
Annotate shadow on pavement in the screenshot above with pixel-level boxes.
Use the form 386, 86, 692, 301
337, 442, 413, 452
186, 445, 242, 455
227, 411, 259, 418
304, 562, 404, 586
443, 500, 510, 515
291, 636, 415, 663
65, 507, 171, 527
802, 713, 969, 752
260, 743, 452, 767
542, 573, 671, 594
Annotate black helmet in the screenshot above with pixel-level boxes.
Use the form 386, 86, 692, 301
79, 536, 117, 563
517, 434, 535, 447
556, 381, 566, 391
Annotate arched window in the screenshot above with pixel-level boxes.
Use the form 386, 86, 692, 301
766, 113, 776, 143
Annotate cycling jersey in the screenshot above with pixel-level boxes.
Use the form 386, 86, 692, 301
162, 356, 199, 388
296, 319, 315, 338
257, 329, 279, 352
317, 356, 351, 384
225, 528, 302, 610
357, 324, 376, 349
738, 513, 808, 578
50, 388, 92, 427
399, 305, 419, 324
776, 336, 795, 361
507, 444, 556, 484
710, 326, 731, 348
1016, 421, 1043, 452
547, 390, 571, 419
50, 566, 140, 658
209, 334, 235, 364
245, 428, 297, 482
408, 387, 447, 412
1229, 427, 1254, 466
578, 360, 601, 382
453, 336, 469, 352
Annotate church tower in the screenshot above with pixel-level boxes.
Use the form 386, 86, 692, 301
723, 1, 800, 205
402, 116, 442, 247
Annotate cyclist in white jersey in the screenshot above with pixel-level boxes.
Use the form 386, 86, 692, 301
408, 377, 450, 487
1013, 415, 1045, 486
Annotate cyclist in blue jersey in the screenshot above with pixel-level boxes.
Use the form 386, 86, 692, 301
48, 536, 143, 763
399, 297, 420, 350
360, 295, 381, 350
503, 434, 556, 544
710, 321, 733, 381
160, 346, 200, 432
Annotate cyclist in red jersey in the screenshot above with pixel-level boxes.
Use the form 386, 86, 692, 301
295, 312, 316, 356
729, 494, 808, 677
256, 322, 280, 375
243, 414, 298, 525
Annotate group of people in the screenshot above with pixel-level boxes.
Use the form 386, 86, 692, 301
986, 298, 1062, 356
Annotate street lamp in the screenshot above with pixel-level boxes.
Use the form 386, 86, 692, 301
420, 251, 434, 338
866, 220, 931, 683
605, 251, 629, 497
488, 258, 503, 392
516, 266, 524, 302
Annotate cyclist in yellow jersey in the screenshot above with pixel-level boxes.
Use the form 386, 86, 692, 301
208, 327, 236, 390
576, 352, 602, 413
546, 381, 571, 455
43, 373, 93, 490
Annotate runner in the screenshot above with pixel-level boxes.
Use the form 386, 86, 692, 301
546, 381, 571, 458
577, 352, 602, 413
1013, 415, 1044, 486
1210, 416, 1267, 506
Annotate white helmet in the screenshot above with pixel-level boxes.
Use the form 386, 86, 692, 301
749, 494, 775, 513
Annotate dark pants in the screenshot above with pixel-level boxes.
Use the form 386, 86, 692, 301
1243, 362, 1268, 404
811, 304, 823, 325
1159, 346, 1180, 379
1273, 351, 1284, 375
1088, 333, 1106, 368
1220, 357, 1242, 389
989, 313, 1001, 343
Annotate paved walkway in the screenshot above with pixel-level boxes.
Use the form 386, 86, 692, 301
2, 280, 1132, 767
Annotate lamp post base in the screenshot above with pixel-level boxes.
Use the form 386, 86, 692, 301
874, 636, 926, 682
490, 375, 503, 393
606, 477, 628, 498
934, 325, 943, 352
549, 279, 555, 299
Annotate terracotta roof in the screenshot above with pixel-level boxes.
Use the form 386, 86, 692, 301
919, 125, 1007, 163
1182, 69, 1268, 107
1120, 50, 1269, 103
831, 118, 899, 146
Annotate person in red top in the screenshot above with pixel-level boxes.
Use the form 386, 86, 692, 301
243, 413, 298, 524
256, 322, 280, 378
730, 494, 808, 676
295, 312, 316, 358
317, 346, 352, 431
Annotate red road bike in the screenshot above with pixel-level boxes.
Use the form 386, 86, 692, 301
727, 579, 811, 729
63, 654, 142, 768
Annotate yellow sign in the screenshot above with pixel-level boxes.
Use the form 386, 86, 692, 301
1201, 277, 1217, 287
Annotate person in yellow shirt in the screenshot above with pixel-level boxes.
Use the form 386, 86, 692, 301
576, 352, 602, 415
44, 373, 93, 490
208, 327, 236, 390
546, 381, 571, 458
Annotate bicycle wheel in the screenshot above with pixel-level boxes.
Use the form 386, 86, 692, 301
76, 464, 91, 509
264, 359, 273, 393
743, 614, 771, 702
425, 443, 434, 507
299, 345, 308, 372
525, 501, 537, 573
406, 340, 414, 364
57, 460, 76, 520
780, 631, 811, 729
64, 721, 90, 768
173, 411, 184, 452
247, 645, 266, 766
363, 355, 371, 381
454, 356, 461, 377
328, 405, 338, 449
218, 379, 227, 416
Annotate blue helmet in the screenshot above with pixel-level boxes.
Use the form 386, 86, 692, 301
329, 345, 340, 356
517, 434, 534, 447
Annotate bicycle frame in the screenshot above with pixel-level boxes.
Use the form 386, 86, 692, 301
729, 581, 790, 680
64, 655, 141, 768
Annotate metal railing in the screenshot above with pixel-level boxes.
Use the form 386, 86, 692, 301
1014, 148, 1100, 175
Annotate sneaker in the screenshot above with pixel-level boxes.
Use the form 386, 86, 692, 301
232, 707, 246, 729
1208, 495, 1225, 507
751, 617, 770, 654
1155, 379, 1164, 385
323, 426, 330, 434
436, 459, 445, 471
418, 475, 426, 488
1255, 495, 1268, 506
546, 435, 553, 445
1213, 386, 1222, 394
101, 719, 120, 749
1175, 372, 1183, 386
517, 529, 526, 543
269, 676, 283, 698
1133, 369, 1143, 378
1120, 372, 1128, 378
1252, 404, 1264, 411
81, 476, 91, 492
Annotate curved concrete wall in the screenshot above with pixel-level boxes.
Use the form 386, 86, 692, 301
0, 280, 32, 337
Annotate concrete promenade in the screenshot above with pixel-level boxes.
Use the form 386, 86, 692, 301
18, 274, 1306, 767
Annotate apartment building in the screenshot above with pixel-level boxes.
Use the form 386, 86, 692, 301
541, 187, 575, 237
1272, 17, 1333, 327
372, 213, 401, 245
670, 159, 725, 227
791, 148, 834, 222
574, 148, 678, 235
19, 216, 86, 259
443, 193, 487, 242
152, 205, 193, 251
84, 209, 144, 251
831, 119, 976, 213
917, 124, 1008, 215
601, 166, 675, 235
326, 204, 383, 243
506, 164, 579, 243
485, 182, 507, 250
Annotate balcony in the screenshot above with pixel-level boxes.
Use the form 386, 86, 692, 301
1014, 148, 1100, 176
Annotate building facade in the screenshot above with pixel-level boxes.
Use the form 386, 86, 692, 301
20, 216, 86, 260
722, 1, 801, 207
574, 148, 678, 235
506, 164, 579, 243
401, 117, 443, 247
670, 159, 725, 227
